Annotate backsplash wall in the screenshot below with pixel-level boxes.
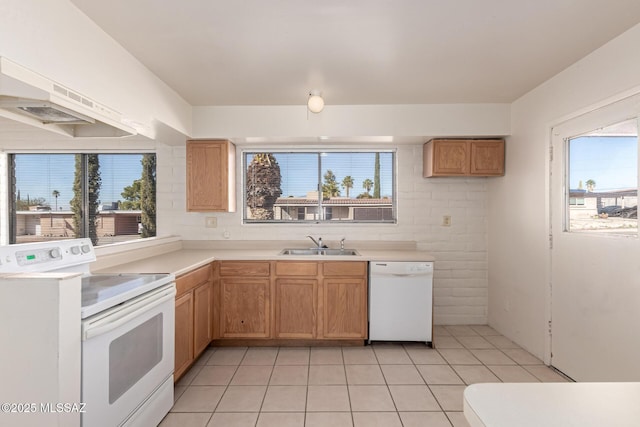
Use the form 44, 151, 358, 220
158, 143, 489, 325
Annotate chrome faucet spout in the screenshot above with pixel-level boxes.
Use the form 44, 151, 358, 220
306, 235, 320, 248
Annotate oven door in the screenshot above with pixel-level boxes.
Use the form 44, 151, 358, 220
81, 283, 175, 427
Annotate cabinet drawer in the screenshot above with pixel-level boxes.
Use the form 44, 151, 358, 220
176, 264, 212, 296
323, 262, 367, 277
275, 262, 318, 276
219, 261, 271, 277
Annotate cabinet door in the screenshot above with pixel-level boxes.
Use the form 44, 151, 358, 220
174, 292, 194, 381
322, 278, 367, 339
193, 281, 212, 357
429, 139, 469, 176
470, 139, 505, 176
186, 140, 236, 212
220, 278, 270, 338
275, 279, 317, 339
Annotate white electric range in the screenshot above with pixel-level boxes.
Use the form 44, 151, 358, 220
0, 238, 176, 427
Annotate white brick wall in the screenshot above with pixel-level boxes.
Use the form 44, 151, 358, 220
158, 143, 489, 325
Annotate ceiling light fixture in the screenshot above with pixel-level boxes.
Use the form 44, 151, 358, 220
307, 90, 324, 113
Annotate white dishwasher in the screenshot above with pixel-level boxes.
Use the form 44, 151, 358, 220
369, 261, 433, 344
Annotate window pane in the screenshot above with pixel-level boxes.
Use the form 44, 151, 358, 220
11, 153, 156, 245
244, 151, 395, 223
321, 152, 394, 221
568, 118, 638, 235
13, 154, 75, 242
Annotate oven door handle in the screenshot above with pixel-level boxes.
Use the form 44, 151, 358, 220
83, 286, 176, 341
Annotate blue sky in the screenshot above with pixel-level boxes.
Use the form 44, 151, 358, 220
14, 154, 144, 210
569, 136, 638, 191
13, 141, 635, 209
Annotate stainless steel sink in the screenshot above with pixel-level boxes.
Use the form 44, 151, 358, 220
279, 248, 360, 256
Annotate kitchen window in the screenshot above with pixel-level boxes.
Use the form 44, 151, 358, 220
566, 118, 638, 236
8, 153, 156, 245
243, 151, 396, 223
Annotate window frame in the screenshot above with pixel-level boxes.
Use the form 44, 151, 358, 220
7, 150, 157, 246
242, 148, 397, 224
558, 113, 639, 238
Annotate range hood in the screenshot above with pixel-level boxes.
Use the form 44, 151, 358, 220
0, 57, 136, 138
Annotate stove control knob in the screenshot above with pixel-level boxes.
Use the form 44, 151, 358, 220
49, 248, 61, 259
70, 246, 80, 255
81, 245, 91, 254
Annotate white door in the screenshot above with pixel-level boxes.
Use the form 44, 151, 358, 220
550, 94, 640, 381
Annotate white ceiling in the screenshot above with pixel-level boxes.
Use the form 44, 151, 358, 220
69, 1, 640, 107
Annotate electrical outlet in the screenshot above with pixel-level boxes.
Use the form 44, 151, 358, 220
442, 215, 451, 226
205, 217, 217, 228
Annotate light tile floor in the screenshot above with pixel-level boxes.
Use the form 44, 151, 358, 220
160, 325, 568, 427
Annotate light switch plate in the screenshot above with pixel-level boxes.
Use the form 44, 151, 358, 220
205, 217, 217, 228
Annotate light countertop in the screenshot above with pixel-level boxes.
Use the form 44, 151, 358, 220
93, 245, 435, 276
464, 382, 640, 427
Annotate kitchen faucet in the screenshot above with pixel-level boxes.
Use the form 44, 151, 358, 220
306, 235, 326, 249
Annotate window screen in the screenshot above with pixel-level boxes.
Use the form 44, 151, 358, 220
10, 153, 156, 245
244, 151, 395, 223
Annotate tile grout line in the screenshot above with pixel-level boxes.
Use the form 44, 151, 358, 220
165, 330, 565, 427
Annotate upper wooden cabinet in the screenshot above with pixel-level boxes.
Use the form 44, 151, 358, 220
186, 140, 236, 212
423, 139, 505, 177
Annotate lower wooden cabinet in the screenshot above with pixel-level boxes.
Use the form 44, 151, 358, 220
220, 278, 270, 338
321, 262, 368, 339
174, 263, 213, 381
174, 292, 194, 380
175, 259, 367, 379
275, 278, 318, 339
322, 277, 367, 339
214, 260, 367, 342
193, 281, 213, 356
